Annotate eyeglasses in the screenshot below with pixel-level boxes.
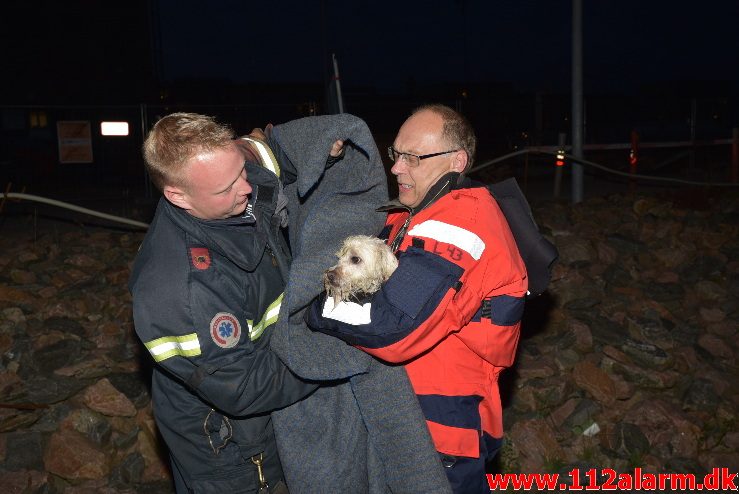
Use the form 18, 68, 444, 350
387, 146, 460, 168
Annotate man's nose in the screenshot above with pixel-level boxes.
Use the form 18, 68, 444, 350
390, 158, 407, 175
238, 178, 252, 195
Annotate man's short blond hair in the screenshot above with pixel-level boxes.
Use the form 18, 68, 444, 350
412, 104, 477, 172
143, 113, 235, 191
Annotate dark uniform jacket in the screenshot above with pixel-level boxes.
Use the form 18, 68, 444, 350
129, 163, 314, 493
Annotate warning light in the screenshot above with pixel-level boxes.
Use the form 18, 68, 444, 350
556, 149, 565, 167
629, 149, 637, 166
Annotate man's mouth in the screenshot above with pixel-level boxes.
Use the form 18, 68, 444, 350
399, 183, 412, 190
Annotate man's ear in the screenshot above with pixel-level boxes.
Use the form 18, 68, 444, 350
450, 150, 468, 173
163, 185, 192, 210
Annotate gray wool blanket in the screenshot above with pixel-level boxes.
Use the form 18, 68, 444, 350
269, 114, 451, 493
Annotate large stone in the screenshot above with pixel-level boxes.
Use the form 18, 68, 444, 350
698, 452, 739, 474
64, 253, 105, 271
600, 422, 650, 460
557, 236, 595, 265
682, 378, 720, 413
693, 280, 726, 302
706, 319, 736, 338
650, 282, 685, 302
571, 360, 616, 405
0, 286, 35, 309
653, 243, 693, 268
61, 408, 113, 446
0, 407, 42, 433
43, 429, 110, 480
54, 357, 112, 380
569, 319, 593, 353
595, 241, 618, 264
528, 376, 571, 410
548, 398, 579, 428
23, 376, 88, 405
606, 233, 644, 257
509, 418, 565, 472
620, 338, 672, 369
137, 429, 171, 482
1, 307, 27, 329
0, 470, 49, 494
110, 452, 145, 486
0, 370, 24, 399
32, 338, 83, 374
82, 378, 137, 417
106, 372, 151, 409
681, 254, 726, 283
604, 355, 680, 390
624, 399, 701, 459
553, 348, 581, 371
697, 334, 733, 360
562, 399, 601, 435
41, 316, 86, 337
515, 354, 556, 380
10, 269, 37, 285
4, 431, 46, 470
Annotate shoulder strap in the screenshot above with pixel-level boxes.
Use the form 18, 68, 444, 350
488, 178, 558, 298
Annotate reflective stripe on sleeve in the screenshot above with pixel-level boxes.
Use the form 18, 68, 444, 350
247, 292, 283, 340
144, 334, 201, 362
407, 220, 486, 260
240, 136, 280, 178
321, 296, 373, 325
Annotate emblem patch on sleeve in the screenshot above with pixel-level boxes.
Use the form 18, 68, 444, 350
210, 312, 241, 348
190, 247, 211, 270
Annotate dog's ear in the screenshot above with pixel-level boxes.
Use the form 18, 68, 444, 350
378, 244, 399, 281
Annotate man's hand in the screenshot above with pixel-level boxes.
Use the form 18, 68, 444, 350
248, 123, 273, 142
329, 139, 344, 158
237, 124, 273, 164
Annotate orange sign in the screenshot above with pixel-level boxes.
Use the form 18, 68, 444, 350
57, 121, 93, 163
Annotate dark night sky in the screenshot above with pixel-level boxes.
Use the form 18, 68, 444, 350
2, 0, 738, 103
156, 0, 739, 93
1, 0, 738, 188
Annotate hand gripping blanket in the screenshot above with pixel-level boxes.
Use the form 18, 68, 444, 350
270, 114, 451, 493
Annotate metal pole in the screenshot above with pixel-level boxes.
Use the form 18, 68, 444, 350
332, 53, 344, 114
689, 98, 697, 172
732, 127, 738, 183
571, 0, 584, 203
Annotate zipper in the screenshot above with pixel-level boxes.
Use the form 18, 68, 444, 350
388, 178, 450, 253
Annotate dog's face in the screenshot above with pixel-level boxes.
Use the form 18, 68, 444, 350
324, 235, 398, 303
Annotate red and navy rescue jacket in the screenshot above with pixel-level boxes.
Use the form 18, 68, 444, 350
306, 174, 528, 459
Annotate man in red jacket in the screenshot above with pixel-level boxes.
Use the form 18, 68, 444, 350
307, 104, 528, 493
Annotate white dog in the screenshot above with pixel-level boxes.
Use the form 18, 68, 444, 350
324, 235, 398, 304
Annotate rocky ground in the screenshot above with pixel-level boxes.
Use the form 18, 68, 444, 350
497, 190, 739, 488
0, 188, 737, 493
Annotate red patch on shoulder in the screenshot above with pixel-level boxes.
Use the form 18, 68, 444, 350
190, 247, 211, 270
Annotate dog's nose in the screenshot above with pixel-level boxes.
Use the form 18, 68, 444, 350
326, 271, 335, 284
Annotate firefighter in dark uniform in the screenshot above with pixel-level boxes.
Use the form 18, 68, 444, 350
129, 113, 338, 493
